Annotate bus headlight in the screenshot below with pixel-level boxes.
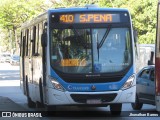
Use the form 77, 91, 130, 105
121, 74, 135, 90
50, 77, 65, 91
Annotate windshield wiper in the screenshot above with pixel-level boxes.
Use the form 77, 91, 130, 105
97, 26, 111, 49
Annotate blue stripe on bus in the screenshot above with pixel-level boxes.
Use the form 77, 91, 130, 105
50, 66, 134, 92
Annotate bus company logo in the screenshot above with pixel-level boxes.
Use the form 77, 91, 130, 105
91, 85, 96, 90
68, 85, 89, 91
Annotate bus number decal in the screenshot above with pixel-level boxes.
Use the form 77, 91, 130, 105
60, 15, 74, 23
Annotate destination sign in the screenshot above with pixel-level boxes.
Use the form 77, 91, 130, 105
59, 13, 120, 23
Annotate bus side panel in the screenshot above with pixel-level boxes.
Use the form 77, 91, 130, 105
155, 57, 160, 111
20, 34, 24, 94
24, 57, 30, 95
20, 57, 25, 93
32, 56, 43, 102
20, 56, 26, 95
20, 31, 27, 95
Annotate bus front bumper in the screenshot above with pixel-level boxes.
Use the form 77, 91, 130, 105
45, 85, 136, 105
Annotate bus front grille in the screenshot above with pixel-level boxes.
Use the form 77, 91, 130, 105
70, 93, 117, 103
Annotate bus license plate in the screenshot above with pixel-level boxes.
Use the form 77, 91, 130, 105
87, 99, 102, 104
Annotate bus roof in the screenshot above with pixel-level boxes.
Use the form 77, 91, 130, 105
48, 7, 129, 13
21, 6, 129, 28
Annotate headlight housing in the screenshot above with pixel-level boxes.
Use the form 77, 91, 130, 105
49, 77, 65, 92
121, 74, 135, 90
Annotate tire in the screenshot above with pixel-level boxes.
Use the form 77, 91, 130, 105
131, 95, 143, 110
26, 78, 36, 108
45, 105, 57, 116
45, 105, 57, 111
36, 79, 44, 108
27, 96, 36, 108
110, 103, 122, 116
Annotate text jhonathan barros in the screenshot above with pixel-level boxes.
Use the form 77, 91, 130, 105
129, 113, 159, 117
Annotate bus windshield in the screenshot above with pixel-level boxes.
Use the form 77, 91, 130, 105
50, 27, 132, 74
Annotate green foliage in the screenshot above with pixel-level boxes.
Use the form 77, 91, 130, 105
52, 0, 157, 44
0, 0, 45, 29
51, 0, 99, 8
0, 0, 158, 52
0, 0, 46, 52
99, 0, 157, 44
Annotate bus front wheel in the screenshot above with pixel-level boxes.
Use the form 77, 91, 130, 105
45, 105, 57, 116
36, 79, 44, 108
110, 103, 122, 116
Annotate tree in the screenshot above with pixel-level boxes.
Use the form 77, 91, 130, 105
50, 0, 99, 7
99, 0, 157, 44
0, 0, 157, 54
0, 0, 47, 54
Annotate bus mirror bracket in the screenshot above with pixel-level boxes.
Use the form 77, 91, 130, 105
133, 30, 138, 43
148, 60, 154, 65
41, 31, 47, 47
148, 51, 154, 65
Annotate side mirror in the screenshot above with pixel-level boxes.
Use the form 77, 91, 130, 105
41, 32, 47, 47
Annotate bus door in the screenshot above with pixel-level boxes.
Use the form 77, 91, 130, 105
32, 24, 43, 103
21, 36, 26, 94
28, 27, 35, 100
20, 31, 26, 94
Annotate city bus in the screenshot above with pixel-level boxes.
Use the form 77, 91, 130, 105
155, 0, 160, 112
20, 5, 137, 115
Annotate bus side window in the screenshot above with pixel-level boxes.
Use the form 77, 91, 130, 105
35, 24, 39, 56
32, 26, 36, 56
22, 36, 26, 57
29, 27, 33, 57
20, 31, 25, 57
20, 31, 22, 57
38, 22, 43, 56
27, 28, 30, 57
26, 29, 29, 56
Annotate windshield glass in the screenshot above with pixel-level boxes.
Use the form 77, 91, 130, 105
50, 27, 132, 74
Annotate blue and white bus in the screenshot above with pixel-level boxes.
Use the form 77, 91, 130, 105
20, 5, 137, 115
